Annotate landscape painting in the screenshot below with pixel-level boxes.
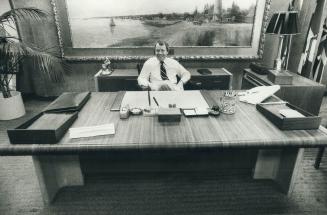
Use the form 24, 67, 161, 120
66, 0, 259, 48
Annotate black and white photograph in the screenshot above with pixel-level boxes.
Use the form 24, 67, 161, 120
1, 0, 327, 214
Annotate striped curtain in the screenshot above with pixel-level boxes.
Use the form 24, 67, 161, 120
312, 23, 327, 82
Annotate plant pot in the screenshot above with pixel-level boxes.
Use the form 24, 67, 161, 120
0, 91, 26, 120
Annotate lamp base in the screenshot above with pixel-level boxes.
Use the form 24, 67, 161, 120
268, 69, 293, 85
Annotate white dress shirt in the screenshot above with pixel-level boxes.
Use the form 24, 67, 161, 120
137, 57, 191, 91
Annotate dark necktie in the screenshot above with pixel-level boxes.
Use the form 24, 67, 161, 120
160, 61, 169, 80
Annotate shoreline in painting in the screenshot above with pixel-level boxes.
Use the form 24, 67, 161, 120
71, 18, 252, 48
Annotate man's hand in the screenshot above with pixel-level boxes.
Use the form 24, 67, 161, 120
177, 80, 184, 89
158, 83, 171, 91
139, 84, 149, 90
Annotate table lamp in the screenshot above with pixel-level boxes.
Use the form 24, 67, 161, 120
265, 11, 299, 84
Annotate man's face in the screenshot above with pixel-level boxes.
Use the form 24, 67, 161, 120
155, 43, 168, 62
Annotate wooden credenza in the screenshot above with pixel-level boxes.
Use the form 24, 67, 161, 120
242, 68, 325, 115
94, 68, 232, 92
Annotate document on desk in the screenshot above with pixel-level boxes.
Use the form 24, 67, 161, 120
69, 123, 115, 139
238, 85, 280, 105
121, 91, 209, 109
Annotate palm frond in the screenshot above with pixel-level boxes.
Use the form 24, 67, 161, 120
0, 8, 48, 24
0, 39, 68, 81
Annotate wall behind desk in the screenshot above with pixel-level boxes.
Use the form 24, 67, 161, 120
12, 0, 288, 97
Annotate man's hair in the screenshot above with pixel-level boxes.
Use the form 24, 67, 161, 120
154, 41, 169, 52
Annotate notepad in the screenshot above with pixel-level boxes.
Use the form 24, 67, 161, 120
279, 109, 305, 118
69, 123, 115, 139
182, 108, 209, 116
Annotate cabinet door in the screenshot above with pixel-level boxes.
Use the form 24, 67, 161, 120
98, 77, 139, 92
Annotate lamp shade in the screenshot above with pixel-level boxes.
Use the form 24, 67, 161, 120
266, 11, 299, 35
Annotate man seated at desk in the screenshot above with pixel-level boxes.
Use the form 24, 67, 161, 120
137, 41, 191, 91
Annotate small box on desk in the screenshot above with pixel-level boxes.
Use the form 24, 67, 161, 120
7, 112, 78, 144
256, 102, 321, 130
267, 70, 293, 85
157, 108, 181, 123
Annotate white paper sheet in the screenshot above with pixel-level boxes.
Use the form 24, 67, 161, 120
121, 91, 209, 109
69, 123, 115, 139
238, 85, 280, 105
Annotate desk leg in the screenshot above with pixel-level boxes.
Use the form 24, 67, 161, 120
253, 148, 303, 195
32, 155, 84, 205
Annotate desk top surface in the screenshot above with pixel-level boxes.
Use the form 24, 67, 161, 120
1, 91, 327, 155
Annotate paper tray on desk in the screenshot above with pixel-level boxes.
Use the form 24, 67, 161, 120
256, 103, 321, 130
7, 112, 78, 144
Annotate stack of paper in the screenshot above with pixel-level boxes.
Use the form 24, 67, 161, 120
69, 123, 115, 139
239, 85, 280, 105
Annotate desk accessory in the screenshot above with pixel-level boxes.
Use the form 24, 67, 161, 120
153, 97, 160, 106
220, 91, 237, 114
100, 57, 114, 75
147, 89, 151, 106
119, 105, 130, 119
110, 91, 126, 111
143, 107, 157, 116
44, 92, 91, 113
157, 108, 181, 122
267, 70, 293, 85
130, 107, 143, 115
7, 112, 78, 144
182, 108, 209, 117
197, 68, 212, 75
256, 102, 321, 130
208, 105, 220, 116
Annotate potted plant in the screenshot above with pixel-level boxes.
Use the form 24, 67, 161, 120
0, 7, 67, 120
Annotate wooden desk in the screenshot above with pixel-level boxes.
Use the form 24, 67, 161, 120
1, 91, 327, 204
94, 68, 232, 91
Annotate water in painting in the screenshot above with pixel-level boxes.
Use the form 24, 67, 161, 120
66, 0, 257, 48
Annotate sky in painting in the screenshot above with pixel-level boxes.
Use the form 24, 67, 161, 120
67, 0, 257, 18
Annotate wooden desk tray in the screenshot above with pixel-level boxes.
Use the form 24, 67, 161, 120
7, 112, 78, 144
256, 102, 321, 130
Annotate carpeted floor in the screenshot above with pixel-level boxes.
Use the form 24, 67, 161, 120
1, 98, 327, 215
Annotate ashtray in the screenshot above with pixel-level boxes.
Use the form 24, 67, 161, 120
130, 107, 143, 115
208, 105, 220, 116
208, 109, 220, 116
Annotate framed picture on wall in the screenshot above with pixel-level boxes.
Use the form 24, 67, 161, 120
52, 0, 271, 60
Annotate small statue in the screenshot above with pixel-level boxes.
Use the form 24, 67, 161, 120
101, 57, 113, 75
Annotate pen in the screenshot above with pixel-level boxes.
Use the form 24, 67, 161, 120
148, 89, 151, 106
153, 97, 159, 106
260, 101, 287, 105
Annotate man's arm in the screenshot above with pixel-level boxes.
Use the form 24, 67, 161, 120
177, 63, 191, 88
137, 62, 151, 90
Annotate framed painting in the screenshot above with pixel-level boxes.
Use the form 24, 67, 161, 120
52, 0, 271, 60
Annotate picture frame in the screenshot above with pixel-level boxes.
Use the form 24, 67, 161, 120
52, 0, 271, 61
